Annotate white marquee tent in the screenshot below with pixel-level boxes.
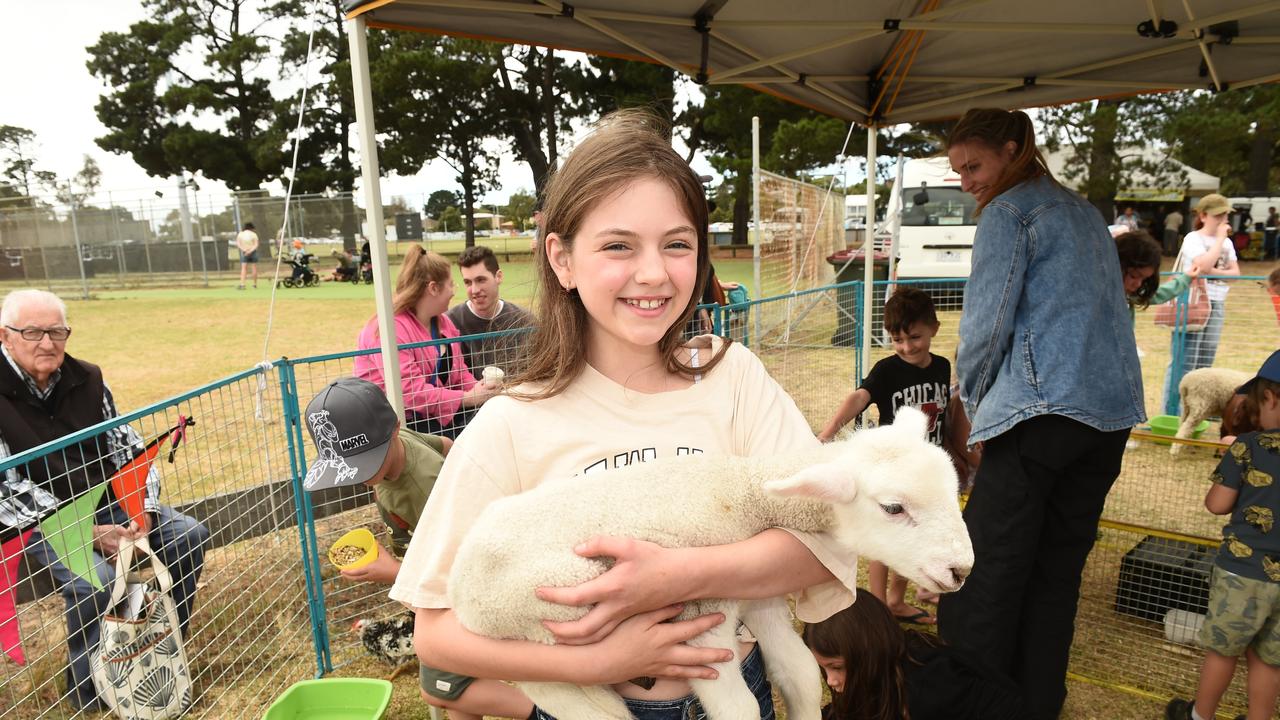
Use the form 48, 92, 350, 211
336, 0, 1280, 413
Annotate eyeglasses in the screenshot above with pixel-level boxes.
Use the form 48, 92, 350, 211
4, 325, 72, 342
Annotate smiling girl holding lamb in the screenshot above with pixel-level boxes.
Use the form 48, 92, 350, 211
388, 110, 860, 719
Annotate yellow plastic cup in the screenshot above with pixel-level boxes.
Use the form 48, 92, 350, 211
329, 528, 377, 571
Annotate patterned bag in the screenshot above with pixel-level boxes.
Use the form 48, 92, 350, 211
1153, 251, 1211, 331
90, 536, 193, 720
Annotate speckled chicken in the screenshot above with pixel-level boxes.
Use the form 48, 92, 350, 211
353, 612, 416, 680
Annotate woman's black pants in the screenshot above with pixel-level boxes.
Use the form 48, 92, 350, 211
938, 414, 1130, 720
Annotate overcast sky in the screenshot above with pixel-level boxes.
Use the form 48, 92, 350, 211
0, 1, 630, 213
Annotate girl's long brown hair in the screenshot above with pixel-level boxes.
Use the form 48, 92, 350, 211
948, 108, 1055, 213
510, 109, 725, 399
803, 591, 940, 720
392, 244, 452, 316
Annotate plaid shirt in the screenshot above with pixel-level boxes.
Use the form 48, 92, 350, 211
0, 346, 158, 530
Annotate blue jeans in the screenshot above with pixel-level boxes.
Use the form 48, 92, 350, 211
533, 644, 773, 720
1161, 298, 1227, 414
24, 503, 208, 709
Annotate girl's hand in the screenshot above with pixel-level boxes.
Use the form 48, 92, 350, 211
537, 536, 690, 645
339, 541, 401, 584
589, 604, 732, 684
1185, 264, 1202, 280
1214, 221, 1231, 243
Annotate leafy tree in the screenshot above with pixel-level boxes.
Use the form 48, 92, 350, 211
372, 31, 501, 248
1040, 99, 1186, 220
86, 0, 277, 190
438, 206, 463, 233
502, 190, 536, 230
1158, 86, 1280, 195
0, 125, 56, 201
696, 86, 855, 244
55, 156, 103, 206
266, 0, 361, 247
425, 189, 462, 220
490, 46, 598, 199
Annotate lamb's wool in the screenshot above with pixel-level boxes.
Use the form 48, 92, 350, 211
1173, 368, 1252, 455
447, 408, 974, 720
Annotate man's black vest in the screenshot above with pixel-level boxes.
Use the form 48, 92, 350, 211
0, 353, 116, 505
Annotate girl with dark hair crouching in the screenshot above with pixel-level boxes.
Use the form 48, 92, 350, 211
804, 591, 1024, 720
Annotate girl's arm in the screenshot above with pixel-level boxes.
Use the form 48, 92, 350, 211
538, 529, 836, 644
818, 388, 871, 442
1150, 273, 1192, 306
413, 605, 733, 684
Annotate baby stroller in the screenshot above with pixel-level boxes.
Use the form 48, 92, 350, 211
280, 253, 319, 288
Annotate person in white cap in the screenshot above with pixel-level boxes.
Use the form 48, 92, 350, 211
1161, 193, 1241, 409
302, 378, 534, 720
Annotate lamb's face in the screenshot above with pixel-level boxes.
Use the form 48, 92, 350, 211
765, 407, 973, 593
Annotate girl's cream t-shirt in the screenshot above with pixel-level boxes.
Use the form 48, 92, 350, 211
389, 338, 857, 622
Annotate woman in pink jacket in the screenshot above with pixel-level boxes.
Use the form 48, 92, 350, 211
355, 245, 497, 438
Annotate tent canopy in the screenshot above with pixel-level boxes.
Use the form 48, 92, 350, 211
1044, 147, 1221, 200
344, 0, 1280, 126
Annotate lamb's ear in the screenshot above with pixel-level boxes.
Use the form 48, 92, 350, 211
892, 406, 929, 440
763, 463, 857, 503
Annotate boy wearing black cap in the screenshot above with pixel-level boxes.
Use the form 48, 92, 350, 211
303, 378, 534, 720
1167, 350, 1280, 720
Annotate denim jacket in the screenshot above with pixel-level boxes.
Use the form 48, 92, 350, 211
958, 176, 1146, 443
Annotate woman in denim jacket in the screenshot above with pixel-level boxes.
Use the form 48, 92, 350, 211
934, 108, 1146, 720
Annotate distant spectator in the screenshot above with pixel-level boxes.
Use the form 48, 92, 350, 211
236, 222, 259, 289
444, 246, 533, 375
1161, 193, 1240, 410
1114, 205, 1140, 232
355, 245, 496, 439
1163, 207, 1184, 256
1265, 206, 1279, 261
330, 249, 356, 282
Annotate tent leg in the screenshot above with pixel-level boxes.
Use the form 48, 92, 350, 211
860, 125, 877, 379
346, 16, 405, 422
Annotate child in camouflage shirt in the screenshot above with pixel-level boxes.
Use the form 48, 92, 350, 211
1167, 350, 1280, 720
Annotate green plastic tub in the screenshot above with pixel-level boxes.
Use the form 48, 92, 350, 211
1147, 414, 1210, 444
263, 678, 393, 720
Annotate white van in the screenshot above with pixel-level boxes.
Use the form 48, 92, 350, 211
893, 157, 977, 280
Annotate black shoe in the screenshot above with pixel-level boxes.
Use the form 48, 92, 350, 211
1165, 698, 1193, 720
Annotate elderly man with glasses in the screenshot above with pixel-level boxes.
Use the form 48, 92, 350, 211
0, 289, 208, 711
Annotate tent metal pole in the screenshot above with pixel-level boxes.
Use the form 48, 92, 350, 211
1181, 0, 1223, 91
346, 15, 406, 424
861, 125, 877, 380
752, 116, 762, 346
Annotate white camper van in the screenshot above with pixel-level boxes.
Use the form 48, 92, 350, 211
893, 157, 977, 280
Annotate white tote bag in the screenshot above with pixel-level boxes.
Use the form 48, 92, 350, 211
90, 536, 193, 720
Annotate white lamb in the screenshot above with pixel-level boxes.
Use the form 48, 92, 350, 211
1171, 367, 1252, 455
447, 407, 974, 720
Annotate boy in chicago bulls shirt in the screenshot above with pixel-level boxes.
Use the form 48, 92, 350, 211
819, 286, 950, 623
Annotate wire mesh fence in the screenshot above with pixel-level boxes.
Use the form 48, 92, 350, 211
0, 366, 318, 719
0, 272, 1275, 717
754, 171, 844, 298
